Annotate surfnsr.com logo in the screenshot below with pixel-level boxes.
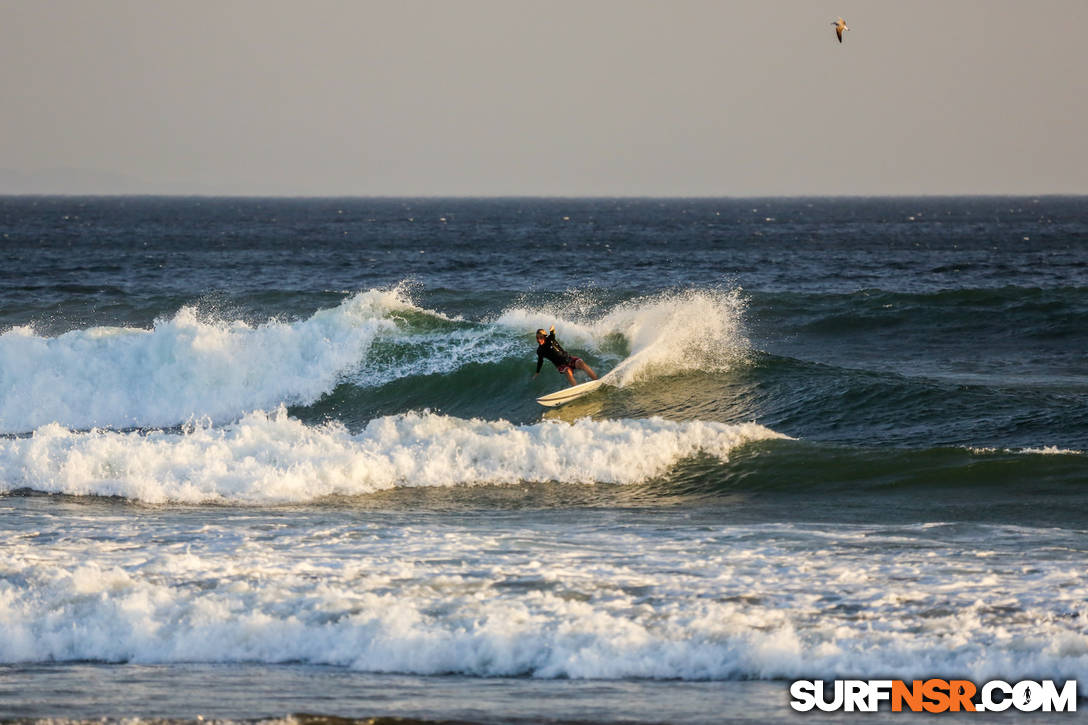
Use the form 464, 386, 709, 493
789, 679, 1078, 713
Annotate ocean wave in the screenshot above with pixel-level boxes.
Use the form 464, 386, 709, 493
0, 288, 424, 434
0, 285, 753, 434
0, 408, 785, 504
674, 440, 1088, 498
751, 286, 1088, 345
2, 519, 1085, 687
731, 349, 1088, 450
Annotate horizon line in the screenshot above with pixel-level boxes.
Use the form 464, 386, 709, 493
2, 192, 1086, 200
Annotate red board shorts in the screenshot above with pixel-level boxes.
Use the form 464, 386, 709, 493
557, 356, 581, 374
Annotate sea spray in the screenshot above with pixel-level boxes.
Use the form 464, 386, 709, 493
598, 288, 750, 384
497, 287, 750, 385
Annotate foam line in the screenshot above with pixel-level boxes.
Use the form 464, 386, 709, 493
0, 409, 786, 503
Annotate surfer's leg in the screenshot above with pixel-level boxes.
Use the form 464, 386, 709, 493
575, 359, 598, 380
564, 369, 577, 386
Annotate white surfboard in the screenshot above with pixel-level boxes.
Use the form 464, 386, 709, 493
535, 378, 606, 408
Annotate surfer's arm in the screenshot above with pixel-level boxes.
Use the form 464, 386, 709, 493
536, 351, 544, 374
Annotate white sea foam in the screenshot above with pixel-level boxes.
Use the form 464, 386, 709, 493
969, 445, 1084, 456
0, 409, 786, 503
497, 287, 750, 386
0, 289, 418, 434
1, 516, 1085, 688
1018, 446, 1083, 456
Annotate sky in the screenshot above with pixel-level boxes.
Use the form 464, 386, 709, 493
2, 0, 1087, 196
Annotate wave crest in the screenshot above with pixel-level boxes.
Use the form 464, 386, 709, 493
0, 289, 419, 433
0, 409, 785, 504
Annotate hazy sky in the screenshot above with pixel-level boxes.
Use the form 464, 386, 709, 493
3, 1, 1087, 196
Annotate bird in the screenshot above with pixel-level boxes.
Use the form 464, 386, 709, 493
831, 17, 849, 43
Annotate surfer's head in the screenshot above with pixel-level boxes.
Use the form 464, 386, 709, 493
536, 329, 547, 342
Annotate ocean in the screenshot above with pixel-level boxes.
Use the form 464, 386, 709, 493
0, 196, 1085, 723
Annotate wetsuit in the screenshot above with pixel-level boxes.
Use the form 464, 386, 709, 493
536, 330, 576, 374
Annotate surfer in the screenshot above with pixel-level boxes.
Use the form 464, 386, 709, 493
534, 326, 598, 387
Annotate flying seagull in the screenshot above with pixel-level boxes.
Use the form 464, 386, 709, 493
832, 17, 849, 43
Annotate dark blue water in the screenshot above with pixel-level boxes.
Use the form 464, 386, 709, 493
1, 197, 1086, 723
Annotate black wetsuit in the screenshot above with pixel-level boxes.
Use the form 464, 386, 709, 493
536, 330, 573, 373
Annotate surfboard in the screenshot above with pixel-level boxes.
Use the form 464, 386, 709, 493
535, 378, 606, 408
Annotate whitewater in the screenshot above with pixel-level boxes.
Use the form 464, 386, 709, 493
4, 509, 1086, 685
0, 409, 783, 503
